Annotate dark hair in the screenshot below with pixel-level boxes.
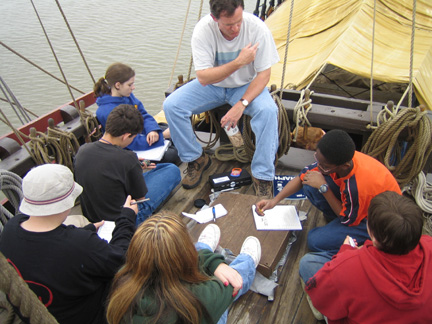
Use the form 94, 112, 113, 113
93, 63, 135, 97
316, 129, 355, 165
105, 104, 143, 137
210, 0, 244, 19
368, 191, 423, 255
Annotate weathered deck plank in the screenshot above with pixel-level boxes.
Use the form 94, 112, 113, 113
158, 150, 326, 324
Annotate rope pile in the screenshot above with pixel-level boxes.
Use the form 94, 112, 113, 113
0, 171, 22, 232
362, 106, 432, 187
0, 252, 58, 324
211, 90, 291, 165
402, 171, 432, 235
29, 125, 80, 171
79, 109, 102, 141
291, 88, 313, 143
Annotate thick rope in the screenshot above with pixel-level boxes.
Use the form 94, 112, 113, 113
28, 126, 80, 171
402, 171, 432, 235
0, 252, 58, 324
361, 106, 432, 187
213, 90, 290, 164
0, 171, 23, 232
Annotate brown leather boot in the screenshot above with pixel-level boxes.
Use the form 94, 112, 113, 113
182, 152, 211, 189
252, 177, 273, 199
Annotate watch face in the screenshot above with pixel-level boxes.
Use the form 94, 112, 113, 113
241, 99, 248, 106
319, 184, 328, 193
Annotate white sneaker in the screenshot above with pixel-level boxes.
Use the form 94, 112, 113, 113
198, 224, 220, 252
240, 236, 261, 268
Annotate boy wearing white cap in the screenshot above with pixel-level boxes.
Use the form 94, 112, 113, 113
0, 164, 137, 324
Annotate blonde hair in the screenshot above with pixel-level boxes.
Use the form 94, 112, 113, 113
106, 212, 210, 324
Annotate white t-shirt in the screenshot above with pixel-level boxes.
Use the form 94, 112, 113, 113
192, 12, 280, 88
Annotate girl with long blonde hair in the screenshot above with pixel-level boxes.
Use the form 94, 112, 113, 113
106, 211, 260, 324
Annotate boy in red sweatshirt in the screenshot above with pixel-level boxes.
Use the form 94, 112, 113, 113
300, 191, 432, 323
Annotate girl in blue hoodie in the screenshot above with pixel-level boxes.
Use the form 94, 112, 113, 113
94, 62, 179, 164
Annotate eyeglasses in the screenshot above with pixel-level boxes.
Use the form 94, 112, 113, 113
314, 152, 338, 173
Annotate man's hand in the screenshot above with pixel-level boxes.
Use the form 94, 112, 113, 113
302, 170, 326, 189
146, 131, 159, 146
214, 263, 243, 297
235, 42, 259, 67
221, 104, 245, 129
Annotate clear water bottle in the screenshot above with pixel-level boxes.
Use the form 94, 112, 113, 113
224, 125, 244, 147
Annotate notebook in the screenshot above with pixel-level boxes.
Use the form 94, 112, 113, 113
134, 140, 171, 161
97, 221, 115, 242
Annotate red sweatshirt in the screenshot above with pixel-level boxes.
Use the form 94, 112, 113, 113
306, 236, 432, 324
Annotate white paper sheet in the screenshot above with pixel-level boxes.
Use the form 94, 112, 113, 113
134, 140, 171, 161
252, 205, 302, 230
182, 204, 228, 224
97, 221, 115, 242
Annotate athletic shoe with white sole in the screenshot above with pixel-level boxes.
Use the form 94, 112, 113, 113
240, 236, 261, 268
197, 224, 220, 252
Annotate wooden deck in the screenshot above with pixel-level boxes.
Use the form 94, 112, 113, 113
158, 145, 327, 324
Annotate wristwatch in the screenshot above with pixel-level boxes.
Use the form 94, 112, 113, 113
318, 183, 329, 194
240, 98, 249, 108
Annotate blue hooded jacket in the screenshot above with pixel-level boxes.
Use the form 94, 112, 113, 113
96, 93, 164, 151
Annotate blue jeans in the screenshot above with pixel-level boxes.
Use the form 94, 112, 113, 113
299, 251, 333, 283
195, 242, 256, 324
303, 184, 370, 254
136, 163, 181, 225
164, 79, 279, 181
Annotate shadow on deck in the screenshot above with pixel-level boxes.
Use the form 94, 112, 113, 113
158, 147, 327, 324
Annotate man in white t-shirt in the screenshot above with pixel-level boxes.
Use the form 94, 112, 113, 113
164, 0, 280, 197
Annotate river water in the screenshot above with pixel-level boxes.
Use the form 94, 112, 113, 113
0, 0, 258, 135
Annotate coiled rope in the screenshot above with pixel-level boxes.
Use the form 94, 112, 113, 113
0, 171, 23, 232
28, 124, 80, 171
402, 171, 432, 235
213, 88, 291, 164
0, 252, 58, 324
362, 106, 432, 187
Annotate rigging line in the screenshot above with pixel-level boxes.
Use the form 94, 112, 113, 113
369, 0, 377, 126
0, 107, 34, 158
29, 0, 78, 109
54, 0, 95, 84
0, 77, 32, 124
408, 0, 417, 109
0, 84, 25, 125
187, 0, 204, 81
254, 0, 261, 16
0, 42, 85, 94
168, 0, 193, 87
279, 0, 295, 97
0, 98, 38, 118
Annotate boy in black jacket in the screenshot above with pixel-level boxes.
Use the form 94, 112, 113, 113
0, 164, 137, 324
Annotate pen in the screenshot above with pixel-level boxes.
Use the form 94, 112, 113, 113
130, 198, 150, 205
212, 206, 216, 223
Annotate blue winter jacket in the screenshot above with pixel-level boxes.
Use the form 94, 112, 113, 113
96, 93, 164, 151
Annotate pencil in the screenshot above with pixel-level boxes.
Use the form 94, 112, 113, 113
130, 198, 150, 205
